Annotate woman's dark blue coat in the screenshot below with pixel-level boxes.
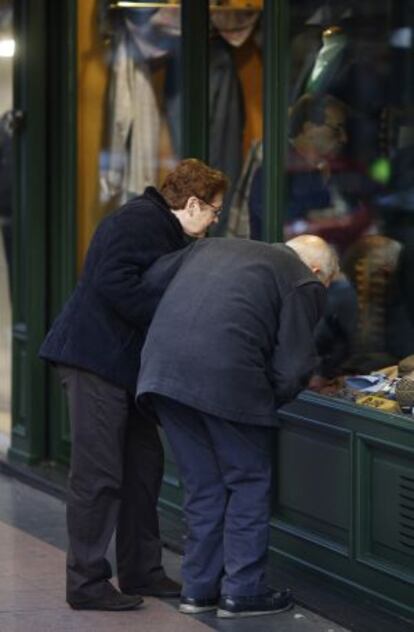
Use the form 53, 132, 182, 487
39, 187, 187, 394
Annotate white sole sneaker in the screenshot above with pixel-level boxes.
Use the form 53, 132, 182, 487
179, 604, 217, 614
217, 602, 293, 618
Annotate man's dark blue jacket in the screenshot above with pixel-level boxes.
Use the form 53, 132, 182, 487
137, 238, 326, 426
39, 187, 187, 393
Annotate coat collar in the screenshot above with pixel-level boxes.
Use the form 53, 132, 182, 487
143, 186, 171, 211
142, 186, 189, 241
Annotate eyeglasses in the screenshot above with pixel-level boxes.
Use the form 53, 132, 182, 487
198, 197, 223, 217
324, 122, 346, 137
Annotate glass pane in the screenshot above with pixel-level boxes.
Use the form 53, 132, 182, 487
0, 1, 13, 452
208, 0, 264, 238
283, 1, 414, 409
77, 0, 182, 263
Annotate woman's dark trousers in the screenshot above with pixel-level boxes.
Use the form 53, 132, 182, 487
58, 366, 165, 602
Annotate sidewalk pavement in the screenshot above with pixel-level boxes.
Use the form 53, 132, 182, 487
0, 471, 352, 632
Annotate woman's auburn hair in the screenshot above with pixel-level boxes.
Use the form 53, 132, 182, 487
160, 158, 229, 209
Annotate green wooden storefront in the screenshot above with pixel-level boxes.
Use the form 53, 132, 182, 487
7, 0, 414, 620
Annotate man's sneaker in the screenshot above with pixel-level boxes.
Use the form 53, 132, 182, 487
179, 595, 218, 614
216, 588, 293, 618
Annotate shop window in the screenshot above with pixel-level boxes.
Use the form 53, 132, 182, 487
275, 0, 414, 415
77, 0, 263, 251
209, 0, 263, 238
77, 0, 182, 265
0, 1, 13, 452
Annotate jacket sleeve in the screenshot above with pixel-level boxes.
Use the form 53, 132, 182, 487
91, 211, 184, 328
130, 247, 193, 328
271, 281, 326, 405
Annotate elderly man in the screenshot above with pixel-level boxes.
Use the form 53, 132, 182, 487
39, 159, 228, 611
136, 234, 335, 618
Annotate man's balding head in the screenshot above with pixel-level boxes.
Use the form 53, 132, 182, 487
285, 235, 338, 287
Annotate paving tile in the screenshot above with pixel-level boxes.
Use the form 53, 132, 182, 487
23, 575, 66, 593
0, 600, 213, 632
0, 472, 357, 632
0, 589, 63, 612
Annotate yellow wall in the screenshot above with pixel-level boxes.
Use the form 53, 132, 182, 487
234, 37, 263, 157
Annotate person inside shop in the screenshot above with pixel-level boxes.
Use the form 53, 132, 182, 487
290, 15, 387, 167
38, 158, 229, 612
135, 234, 335, 618
249, 93, 349, 241
309, 254, 358, 393
249, 92, 377, 251
388, 243, 414, 361
342, 234, 414, 374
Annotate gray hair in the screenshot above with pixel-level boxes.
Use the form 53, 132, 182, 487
285, 234, 338, 286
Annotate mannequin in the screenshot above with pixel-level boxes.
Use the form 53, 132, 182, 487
291, 19, 386, 166
306, 26, 347, 91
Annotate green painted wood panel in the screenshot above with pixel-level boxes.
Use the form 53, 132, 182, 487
9, 0, 48, 464
273, 395, 414, 619
181, 0, 209, 161
262, 0, 289, 242
46, 0, 77, 465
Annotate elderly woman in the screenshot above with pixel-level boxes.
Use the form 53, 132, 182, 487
39, 159, 229, 612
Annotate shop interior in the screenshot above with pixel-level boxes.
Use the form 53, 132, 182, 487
78, 0, 414, 417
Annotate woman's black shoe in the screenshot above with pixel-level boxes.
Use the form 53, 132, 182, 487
68, 587, 143, 611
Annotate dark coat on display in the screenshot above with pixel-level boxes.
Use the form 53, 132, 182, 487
137, 238, 326, 426
290, 40, 386, 164
39, 187, 188, 394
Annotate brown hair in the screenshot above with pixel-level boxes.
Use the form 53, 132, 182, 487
289, 94, 347, 138
160, 158, 229, 209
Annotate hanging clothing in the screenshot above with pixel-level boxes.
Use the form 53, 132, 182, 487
226, 139, 262, 239
100, 28, 161, 203
209, 36, 245, 236
291, 35, 386, 165
306, 31, 348, 91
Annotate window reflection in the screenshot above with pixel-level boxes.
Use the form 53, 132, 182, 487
78, 0, 263, 252
209, 0, 263, 237
78, 0, 182, 261
100, 4, 182, 209
283, 1, 414, 411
